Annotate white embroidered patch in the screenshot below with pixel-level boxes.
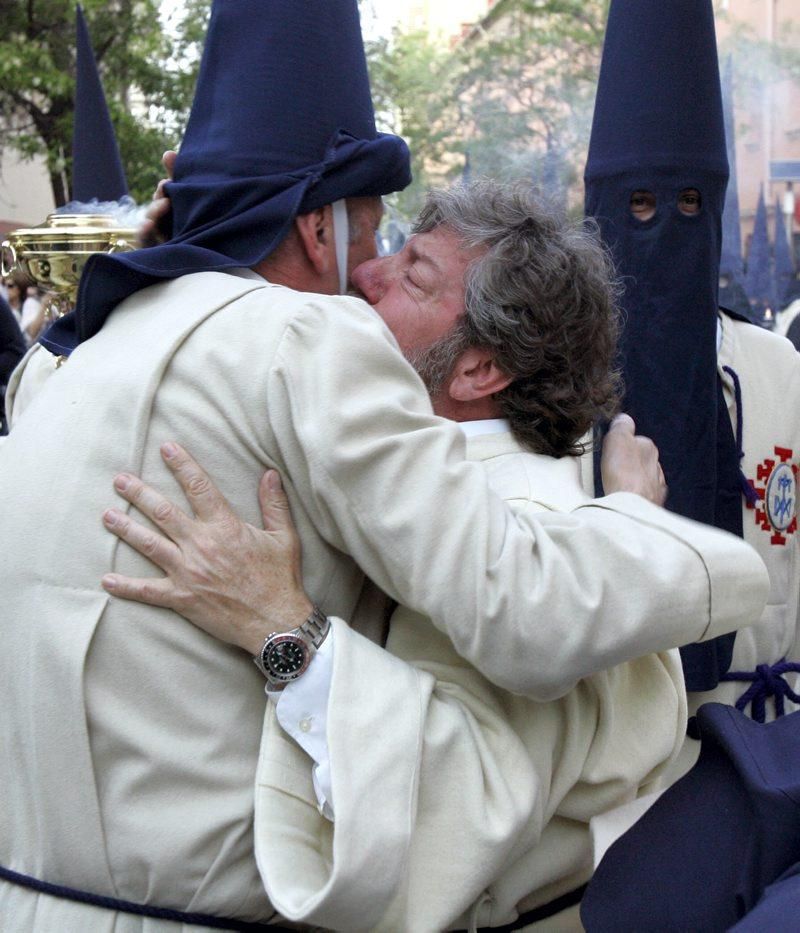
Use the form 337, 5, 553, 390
747, 448, 798, 546
766, 461, 796, 533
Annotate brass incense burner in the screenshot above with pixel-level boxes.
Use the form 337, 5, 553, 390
1, 212, 137, 320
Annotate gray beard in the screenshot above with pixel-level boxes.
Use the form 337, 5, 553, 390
405, 325, 469, 398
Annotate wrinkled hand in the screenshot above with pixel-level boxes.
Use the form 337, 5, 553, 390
137, 150, 178, 248
600, 413, 668, 506
101, 442, 313, 655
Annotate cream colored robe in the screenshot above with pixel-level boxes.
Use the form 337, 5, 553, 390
0, 271, 766, 928
257, 431, 687, 932
669, 312, 800, 779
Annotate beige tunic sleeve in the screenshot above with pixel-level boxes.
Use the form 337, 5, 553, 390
256, 620, 685, 931
266, 298, 767, 699
256, 444, 687, 930
257, 613, 552, 932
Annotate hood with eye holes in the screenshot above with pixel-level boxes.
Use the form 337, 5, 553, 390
584, 0, 740, 692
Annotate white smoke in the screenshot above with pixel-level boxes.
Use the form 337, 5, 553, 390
55, 195, 146, 228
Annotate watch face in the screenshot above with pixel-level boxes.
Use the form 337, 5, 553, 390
263, 634, 309, 682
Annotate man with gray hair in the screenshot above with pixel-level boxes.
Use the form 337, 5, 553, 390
103, 180, 689, 930
400, 180, 621, 457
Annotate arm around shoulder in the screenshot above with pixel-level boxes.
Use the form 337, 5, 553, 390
268, 299, 768, 699
580, 492, 769, 644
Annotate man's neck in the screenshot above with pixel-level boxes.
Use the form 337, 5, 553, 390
432, 394, 502, 423
251, 229, 337, 295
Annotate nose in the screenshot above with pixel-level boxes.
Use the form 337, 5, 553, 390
351, 255, 392, 304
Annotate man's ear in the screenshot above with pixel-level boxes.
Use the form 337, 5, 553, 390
294, 206, 334, 275
447, 347, 512, 401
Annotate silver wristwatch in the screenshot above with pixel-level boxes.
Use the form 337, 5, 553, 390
253, 605, 330, 690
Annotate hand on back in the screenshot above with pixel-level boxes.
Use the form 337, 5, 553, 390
101, 441, 312, 655
601, 413, 667, 506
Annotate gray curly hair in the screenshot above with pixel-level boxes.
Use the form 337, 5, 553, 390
411, 179, 622, 457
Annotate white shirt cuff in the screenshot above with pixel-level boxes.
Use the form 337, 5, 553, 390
268, 629, 335, 819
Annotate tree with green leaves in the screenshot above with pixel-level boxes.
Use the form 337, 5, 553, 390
365, 26, 457, 220
0, 0, 208, 207
363, 0, 608, 225
451, 0, 608, 211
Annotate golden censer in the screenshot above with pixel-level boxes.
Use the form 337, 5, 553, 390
1, 212, 137, 323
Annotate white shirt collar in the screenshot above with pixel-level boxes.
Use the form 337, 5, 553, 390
458, 418, 511, 438
229, 267, 266, 282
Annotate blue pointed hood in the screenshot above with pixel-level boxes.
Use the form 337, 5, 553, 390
719, 56, 752, 320
720, 56, 744, 282
585, 0, 739, 690
42, 0, 411, 356
585, 0, 727, 180
774, 197, 795, 310
585, 0, 730, 520
72, 5, 128, 202
745, 188, 775, 322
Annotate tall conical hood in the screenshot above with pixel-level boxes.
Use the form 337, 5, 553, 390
720, 56, 744, 282
71, 5, 128, 202
585, 0, 738, 690
745, 188, 775, 322
169, 0, 409, 237
719, 56, 752, 319
42, 0, 411, 357
586, 0, 727, 180
774, 197, 796, 310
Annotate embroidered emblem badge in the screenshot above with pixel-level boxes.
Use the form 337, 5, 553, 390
746, 447, 798, 546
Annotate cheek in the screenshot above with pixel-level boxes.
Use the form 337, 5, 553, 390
373, 299, 420, 354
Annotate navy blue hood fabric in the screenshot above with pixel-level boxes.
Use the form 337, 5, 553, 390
745, 188, 775, 319
720, 56, 745, 284
729, 861, 800, 932
584, 0, 740, 690
41, 0, 411, 356
0, 295, 26, 389
581, 705, 800, 932
775, 199, 796, 310
72, 6, 129, 203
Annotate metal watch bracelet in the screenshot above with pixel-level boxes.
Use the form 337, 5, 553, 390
253, 605, 330, 685
298, 604, 330, 649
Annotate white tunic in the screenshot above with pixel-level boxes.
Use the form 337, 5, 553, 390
257, 430, 687, 932
0, 271, 766, 928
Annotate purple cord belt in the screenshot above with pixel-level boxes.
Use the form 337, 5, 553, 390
0, 863, 293, 931
720, 658, 800, 723
0, 860, 585, 932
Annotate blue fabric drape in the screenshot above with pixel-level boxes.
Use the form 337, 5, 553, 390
42, 0, 411, 357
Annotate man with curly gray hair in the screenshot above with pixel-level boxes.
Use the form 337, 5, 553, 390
100, 179, 694, 930
393, 179, 622, 457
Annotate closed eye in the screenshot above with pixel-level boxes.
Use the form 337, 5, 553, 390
404, 271, 425, 292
